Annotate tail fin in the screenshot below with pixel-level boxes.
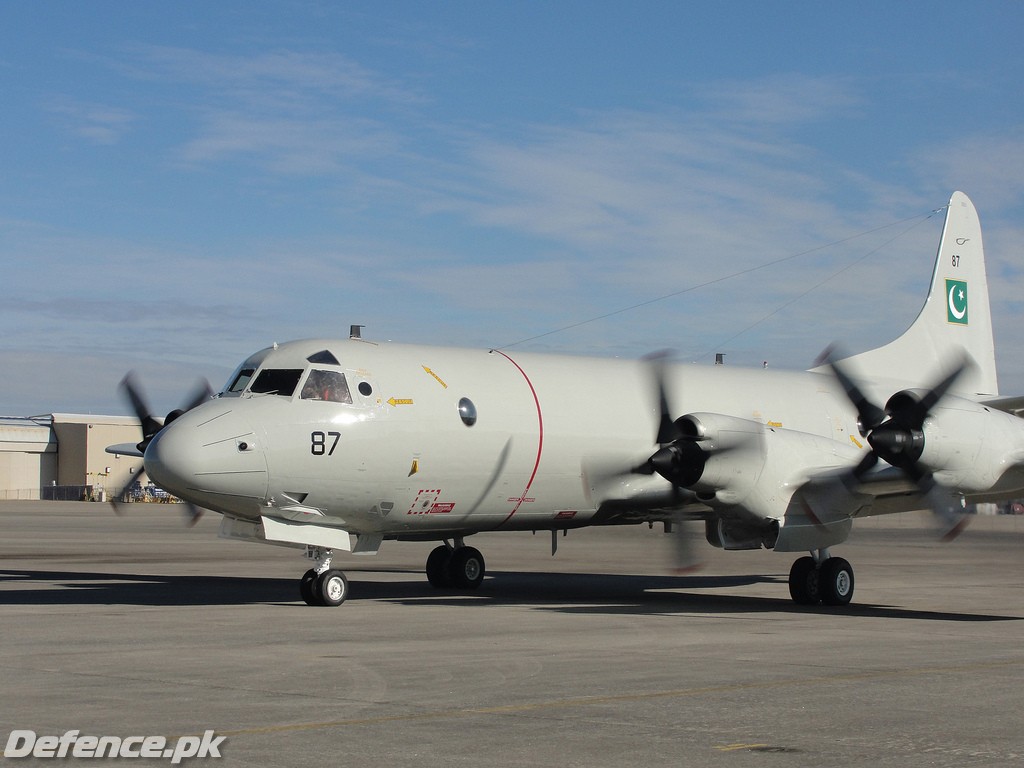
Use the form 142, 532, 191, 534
828, 191, 998, 397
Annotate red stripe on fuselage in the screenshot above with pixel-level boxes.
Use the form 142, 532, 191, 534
492, 350, 544, 527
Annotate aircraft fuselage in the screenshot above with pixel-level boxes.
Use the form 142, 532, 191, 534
145, 340, 862, 537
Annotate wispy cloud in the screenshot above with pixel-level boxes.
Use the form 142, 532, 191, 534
110, 45, 424, 175
689, 73, 863, 125
47, 98, 136, 144
177, 112, 403, 172
131, 46, 424, 107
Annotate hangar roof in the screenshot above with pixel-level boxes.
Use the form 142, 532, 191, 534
0, 415, 57, 453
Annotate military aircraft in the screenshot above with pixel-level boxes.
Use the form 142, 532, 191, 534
110, 191, 1024, 607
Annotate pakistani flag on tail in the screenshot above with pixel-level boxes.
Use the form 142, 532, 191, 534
946, 278, 968, 324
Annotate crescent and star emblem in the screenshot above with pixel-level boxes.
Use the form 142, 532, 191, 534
948, 282, 967, 320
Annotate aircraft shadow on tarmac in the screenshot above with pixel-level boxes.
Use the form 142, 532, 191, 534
0, 568, 1019, 622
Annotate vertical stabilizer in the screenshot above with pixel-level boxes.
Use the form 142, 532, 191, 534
825, 191, 998, 397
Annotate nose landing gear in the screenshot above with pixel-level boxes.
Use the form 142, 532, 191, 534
299, 547, 350, 607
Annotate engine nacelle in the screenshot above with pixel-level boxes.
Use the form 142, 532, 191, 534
690, 420, 863, 549
917, 395, 1024, 492
687, 415, 864, 535
675, 412, 767, 506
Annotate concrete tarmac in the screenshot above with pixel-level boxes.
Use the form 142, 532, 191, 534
1, 501, 1022, 767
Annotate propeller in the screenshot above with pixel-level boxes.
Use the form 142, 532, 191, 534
649, 350, 683, 445
637, 352, 707, 572
120, 373, 213, 453
631, 352, 703, 483
824, 347, 973, 540
114, 372, 213, 525
665, 517, 704, 574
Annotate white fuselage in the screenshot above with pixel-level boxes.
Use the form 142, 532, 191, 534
145, 339, 878, 539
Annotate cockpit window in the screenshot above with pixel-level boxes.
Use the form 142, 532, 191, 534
227, 368, 256, 393
307, 350, 341, 365
300, 369, 353, 403
221, 346, 274, 396
250, 369, 303, 396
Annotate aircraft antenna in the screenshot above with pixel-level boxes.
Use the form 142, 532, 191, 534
698, 211, 938, 359
498, 207, 944, 350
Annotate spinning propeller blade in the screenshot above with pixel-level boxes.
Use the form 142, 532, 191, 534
824, 348, 973, 540
116, 371, 213, 525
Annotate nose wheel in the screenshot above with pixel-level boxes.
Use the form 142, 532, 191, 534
299, 547, 350, 607
300, 568, 349, 606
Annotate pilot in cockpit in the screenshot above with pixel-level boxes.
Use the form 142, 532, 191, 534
301, 369, 352, 403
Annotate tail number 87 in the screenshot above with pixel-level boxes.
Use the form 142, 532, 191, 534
311, 431, 341, 456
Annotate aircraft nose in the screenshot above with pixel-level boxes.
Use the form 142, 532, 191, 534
145, 403, 269, 514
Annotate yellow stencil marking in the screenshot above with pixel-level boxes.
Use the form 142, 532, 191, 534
422, 365, 448, 389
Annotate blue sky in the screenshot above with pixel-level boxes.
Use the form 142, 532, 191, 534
2, 1, 1023, 417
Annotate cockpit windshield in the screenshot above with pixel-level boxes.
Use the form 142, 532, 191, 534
250, 369, 303, 396
300, 369, 352, 403
219, 346, 356, 401
221, 347, 275, 396
227, 368, 256, 393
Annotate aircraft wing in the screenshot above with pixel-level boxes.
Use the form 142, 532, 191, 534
804, 465, 919, 518
981, 394, 1024, 418
105, 442, 144, 458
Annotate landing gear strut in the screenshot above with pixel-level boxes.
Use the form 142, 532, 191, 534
300, 546, 350, 607
788, 549, 854, 606
425, 540, 486, 590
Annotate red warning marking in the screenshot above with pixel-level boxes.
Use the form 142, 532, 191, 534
555, 510, 577, 520
406, 489, 442, 516
406, 490, 454, 515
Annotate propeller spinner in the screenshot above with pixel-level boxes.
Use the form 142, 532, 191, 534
115, 372, 213, 525
825, 348, 973, 540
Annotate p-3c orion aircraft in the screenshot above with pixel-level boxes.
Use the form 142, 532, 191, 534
110, 191, 1024, 607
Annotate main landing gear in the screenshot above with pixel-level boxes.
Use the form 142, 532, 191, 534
425, 540, 486, 590
788, 549, 854, 606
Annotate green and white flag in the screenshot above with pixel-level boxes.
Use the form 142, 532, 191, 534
946, 278, 968, 324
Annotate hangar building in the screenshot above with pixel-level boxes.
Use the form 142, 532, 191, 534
0, 414, 143, 501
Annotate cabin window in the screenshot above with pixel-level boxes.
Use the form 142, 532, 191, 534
250, 369, 303, 396
301, 369, 353, 404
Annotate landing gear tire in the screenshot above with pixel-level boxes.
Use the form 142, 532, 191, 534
788, 556, 822, 605
426, 545, 453, 588
448, 547, 485, 590
300, 568, 319, 606
314, 569, 349, 607
819, 557, 854, 606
